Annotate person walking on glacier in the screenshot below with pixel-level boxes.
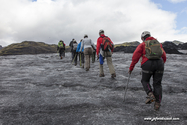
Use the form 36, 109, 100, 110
57, 40, 65, 59
80, 34, 96, 71
72, 40, 78, 66
69, 38, 75, 61
96, 29, 116, 78
76, 39, 84, 68
128, 31, 166, 110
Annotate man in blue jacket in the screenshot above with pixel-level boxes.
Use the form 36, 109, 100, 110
76, 39, 84, 68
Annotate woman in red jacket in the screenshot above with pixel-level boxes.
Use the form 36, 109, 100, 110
128, 31, 166, 111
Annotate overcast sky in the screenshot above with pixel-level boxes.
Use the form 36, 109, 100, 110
0, 0, 187, 47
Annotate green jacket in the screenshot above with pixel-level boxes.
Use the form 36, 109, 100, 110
57, 42, 65, 51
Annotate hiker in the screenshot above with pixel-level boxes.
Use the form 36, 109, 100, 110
128, 31, 166, 111
72, 40, 78, 65
96, 29, 116, 78
69, 39, 75, 61
76, 39, 84, 68
80, 34, 96, 71
92, 44, 96, 63
57, 40, 65, 59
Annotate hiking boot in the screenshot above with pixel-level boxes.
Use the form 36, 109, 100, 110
111, 73, 116, 78
82, 64, 84, 68
154, 102, 161, 111
61, 56, 63, 59
75, 63, 77, 66
99, 73, 105, 77
145, 92, 156, 104
86, 68, 89, 71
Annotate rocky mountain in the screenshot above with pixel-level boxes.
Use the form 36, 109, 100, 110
0, 45, 2, 50
1, 40, 186, 56
0, 41, 58, 56
172, 40, 184, 45
115, 41, 140, 47
114, 41, 184, 54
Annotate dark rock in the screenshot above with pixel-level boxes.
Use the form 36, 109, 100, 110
162, 41, 183, 54
114, 46, 137, 53
162, 41, 178, 49
113, 46, 126, 52
0, 45, 2, 50
124, 46, 138, 53
178, 43, 187, 50
114, 41, 140, 52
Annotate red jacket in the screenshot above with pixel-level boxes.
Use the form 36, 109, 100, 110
96, 34, 114, 55
129, 37, 166, 71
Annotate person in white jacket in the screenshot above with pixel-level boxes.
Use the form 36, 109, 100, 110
80, 35, 96, 71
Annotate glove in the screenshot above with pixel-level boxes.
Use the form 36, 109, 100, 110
97, 55, 99, 60
128, 70, 132, 74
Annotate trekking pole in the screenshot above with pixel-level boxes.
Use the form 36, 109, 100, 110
80, 53, 82, 66
72, 54, 77, 65
123, 73, 131, 102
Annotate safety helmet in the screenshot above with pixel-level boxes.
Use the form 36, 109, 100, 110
141, 31, 151, 38
84, 34, 88, 38
99, 29, 104, 34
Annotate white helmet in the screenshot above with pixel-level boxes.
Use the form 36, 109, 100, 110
141, 31, 151, 38
99, 29, 104, 34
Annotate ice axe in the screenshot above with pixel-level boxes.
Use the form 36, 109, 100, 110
123, 73, 131, 102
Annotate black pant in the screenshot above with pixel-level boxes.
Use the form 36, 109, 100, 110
72, 51, 78, 64
59, 49, 65, 57
92, 51, 96, 63
141, 59, 164, 103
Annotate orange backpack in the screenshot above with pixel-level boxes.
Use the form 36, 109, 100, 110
101, 36, 114, 52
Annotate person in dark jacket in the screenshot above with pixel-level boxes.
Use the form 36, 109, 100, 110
72, 40, 78, 66
69, 39, 74, 61
57, 40, 65, 59
92, 44, 96, 63
128, 31, 166, 111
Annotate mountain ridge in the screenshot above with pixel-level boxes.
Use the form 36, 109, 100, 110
0, 40, 186, 56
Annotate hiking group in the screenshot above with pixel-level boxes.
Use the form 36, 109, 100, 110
58, 30, 166, 111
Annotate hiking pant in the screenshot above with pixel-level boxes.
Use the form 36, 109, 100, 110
79, 52, 84, 64
84, 47, 93, 70
71, 50, 74, 61
99, 51, 115, 75
92, 50, 96, 63
59, 49, 65, 57
141, 59, 164, 103
72, 51, 78, 64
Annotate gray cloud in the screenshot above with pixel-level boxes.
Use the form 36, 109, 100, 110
0, 0, 187, 47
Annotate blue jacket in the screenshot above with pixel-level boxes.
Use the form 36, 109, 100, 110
76, 42, 84, 52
